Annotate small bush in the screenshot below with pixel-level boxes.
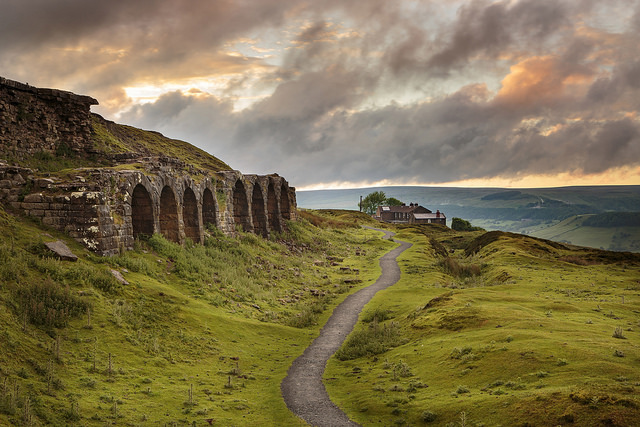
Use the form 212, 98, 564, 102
613, 326, 626, 339
362, 307, 393, 323
456, 385, 470, 394
12, 278, 90, 328
393, 360, 412, 378
421, 410, 437, 422
439, 257, 482, 278
335, 321, 404, 360
450, 346, 473, 359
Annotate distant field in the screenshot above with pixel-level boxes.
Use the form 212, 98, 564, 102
529, 215, 640, 252
297, 186, 640, 252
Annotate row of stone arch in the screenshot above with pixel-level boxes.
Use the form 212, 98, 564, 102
129, 175, 292, 245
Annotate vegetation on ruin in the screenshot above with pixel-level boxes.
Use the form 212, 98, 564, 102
90, 114, 231, 173
0, 206, 639, 425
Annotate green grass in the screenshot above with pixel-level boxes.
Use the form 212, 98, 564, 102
90, 114, 231, 173
325, 225, 640, 426
0, 207, 393, 425
2, 205, 640, 425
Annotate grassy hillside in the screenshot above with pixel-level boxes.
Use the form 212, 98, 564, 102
91, 114, 231, 172
325, 225, 640, 426
0, 207, 392, 425
2, 207, 639, 426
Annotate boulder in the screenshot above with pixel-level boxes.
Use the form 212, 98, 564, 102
44, 240, 78, 262
110, 269, 129, 285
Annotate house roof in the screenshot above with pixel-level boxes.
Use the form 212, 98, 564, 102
379, 204, 430, 213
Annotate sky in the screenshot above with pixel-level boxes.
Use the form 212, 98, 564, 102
2, 0, 640, 190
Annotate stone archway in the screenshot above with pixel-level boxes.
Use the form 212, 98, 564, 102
267, 182, 280, 233
183, 187, 199, 244
131, 184, 154, 239
252, 183, 268, 237
233, 179, 251, 232
280, 183, 291, 221
202, 187, 217, 231
160, 186, 180, 243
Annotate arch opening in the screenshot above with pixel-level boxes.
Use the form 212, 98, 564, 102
233, 180, 250, 232
131, 184, 154, 239
252, 183, 268, 237
183, 187, 200, 244
160, 186, 180, 243
280, 183, 291, 221
202, 188, 217, 231
267, 182, 280, 233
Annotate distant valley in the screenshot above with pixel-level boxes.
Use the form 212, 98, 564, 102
297, 186, 640, 252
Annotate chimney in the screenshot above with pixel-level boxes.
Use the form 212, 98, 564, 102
436, 210, 440, 218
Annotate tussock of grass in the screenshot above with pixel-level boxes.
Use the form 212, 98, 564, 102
335, 321, 405, 360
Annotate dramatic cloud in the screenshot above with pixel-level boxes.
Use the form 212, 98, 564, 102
2, 0, 640, 187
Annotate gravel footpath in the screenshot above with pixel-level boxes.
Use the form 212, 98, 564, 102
281, 228, 412, 426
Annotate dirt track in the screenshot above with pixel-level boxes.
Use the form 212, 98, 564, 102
281, 228, 412, 426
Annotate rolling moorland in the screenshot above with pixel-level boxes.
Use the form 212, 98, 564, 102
1, 206, 639, 426
297, 186, 640, 253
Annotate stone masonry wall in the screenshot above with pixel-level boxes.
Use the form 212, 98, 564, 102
0, 77, 98, 160
0, 78, 297, 255
0, 163, 297, 256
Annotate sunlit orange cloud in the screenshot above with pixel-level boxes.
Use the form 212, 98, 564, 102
297, 166, 640, 191
496, 56, 591, 106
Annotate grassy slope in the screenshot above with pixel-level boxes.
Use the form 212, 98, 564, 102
90, 114, 231, 173
325, 225, 640, 426
2, 205, 639, 426
9, 115, 232, 176
0, 208, 393, 426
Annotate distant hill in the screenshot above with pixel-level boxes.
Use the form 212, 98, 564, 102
297, 186, 640, 252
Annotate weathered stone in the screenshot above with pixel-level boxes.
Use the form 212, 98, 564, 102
36, 178, 55, 188
23, 193, 43, 203
110, 269, 129, 285
44, 240, 78, 262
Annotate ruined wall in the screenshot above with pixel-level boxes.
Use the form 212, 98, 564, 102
0, 77, 98, 160
0, 78, 297, 255
0, 163, 297, 256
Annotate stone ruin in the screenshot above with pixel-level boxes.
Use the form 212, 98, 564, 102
0, 77, 297, 256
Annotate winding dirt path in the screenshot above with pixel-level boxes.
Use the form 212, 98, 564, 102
281, 228, 412, 426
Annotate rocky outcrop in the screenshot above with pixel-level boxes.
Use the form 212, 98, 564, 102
0, 77, 98, 160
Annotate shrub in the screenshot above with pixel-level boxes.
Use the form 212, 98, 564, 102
613, 326, 626, 339
361, 307, 393, 323
439, 257, 482, 278
421, 410, 437, 423
450, 346, 473, 359
456, 385, 470, 394
451, 218, 484, 232
12, 278, 90, 328
335, 321, 404, 360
